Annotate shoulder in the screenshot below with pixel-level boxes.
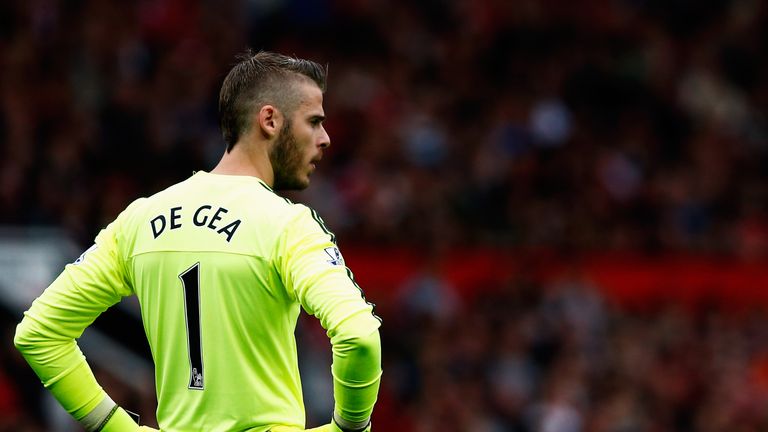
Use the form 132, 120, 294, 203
252, 185, 322, 228
281, 201, 337, 245
112, 196, 151, 229
106, 177, 190, 238
117, 174, 199, 222
115, 197, 151, 226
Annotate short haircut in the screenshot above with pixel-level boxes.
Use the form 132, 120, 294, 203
218, 50, 327, 151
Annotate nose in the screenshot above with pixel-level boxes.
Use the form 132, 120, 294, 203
319, 126, 331, 149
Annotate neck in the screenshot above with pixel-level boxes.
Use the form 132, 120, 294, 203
211, 140, 274, 187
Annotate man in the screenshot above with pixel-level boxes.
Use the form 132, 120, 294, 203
14, 50, 382, 432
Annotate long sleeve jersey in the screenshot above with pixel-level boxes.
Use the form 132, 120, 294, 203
15, 171, 382, 431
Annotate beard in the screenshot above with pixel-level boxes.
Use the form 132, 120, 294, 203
270, 119, 309, 191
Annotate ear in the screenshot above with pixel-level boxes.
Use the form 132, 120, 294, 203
257, 105, 283, 139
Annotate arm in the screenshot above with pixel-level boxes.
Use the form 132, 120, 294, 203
279, 208, 382, 430
14, 221, 153, 431
329, 313, 381, 431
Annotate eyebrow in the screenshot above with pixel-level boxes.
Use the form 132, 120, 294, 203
309, 114, 326, 122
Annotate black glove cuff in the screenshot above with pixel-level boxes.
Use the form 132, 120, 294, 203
332, 412, 371, 432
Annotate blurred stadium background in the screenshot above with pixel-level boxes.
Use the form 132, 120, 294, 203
2, 0, 768, 430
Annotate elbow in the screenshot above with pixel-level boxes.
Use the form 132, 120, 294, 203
335, 327, 381, 361
350, 330, 380, 357
14, 315, 41, 356
14, 318, 32, 354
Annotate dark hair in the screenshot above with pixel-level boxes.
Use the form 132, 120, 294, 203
218, 50, 327, 151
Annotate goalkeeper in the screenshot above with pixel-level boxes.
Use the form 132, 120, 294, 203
14, 50, 382, 431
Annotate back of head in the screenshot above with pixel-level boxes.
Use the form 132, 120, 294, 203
218, 50, 327, 152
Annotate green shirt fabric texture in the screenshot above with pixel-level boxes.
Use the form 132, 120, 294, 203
15, 171, 382, 432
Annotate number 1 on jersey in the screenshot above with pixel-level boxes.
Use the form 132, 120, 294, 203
179, 263, 204, 390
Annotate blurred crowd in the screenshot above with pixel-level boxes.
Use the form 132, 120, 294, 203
374, 273, 768, 432
1, 0, 768, 254
3, 0, 768, 430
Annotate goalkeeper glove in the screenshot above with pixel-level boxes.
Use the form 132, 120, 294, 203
271, 418, 371, 432
101, 406, 159, 431
305, 424, 342, 432
305, 425, 338, 432
307, 417, 371, 432
268, 426, 341, 432
87, 403, 159, 432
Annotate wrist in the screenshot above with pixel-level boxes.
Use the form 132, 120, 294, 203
100, 406, 140, 432
80, 396, 118, 432
332, 412, 371, 432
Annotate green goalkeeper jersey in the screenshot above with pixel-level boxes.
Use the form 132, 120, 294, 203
15, 171, 382, 431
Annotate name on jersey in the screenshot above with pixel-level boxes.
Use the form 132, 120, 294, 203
150, 205, 241, 242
